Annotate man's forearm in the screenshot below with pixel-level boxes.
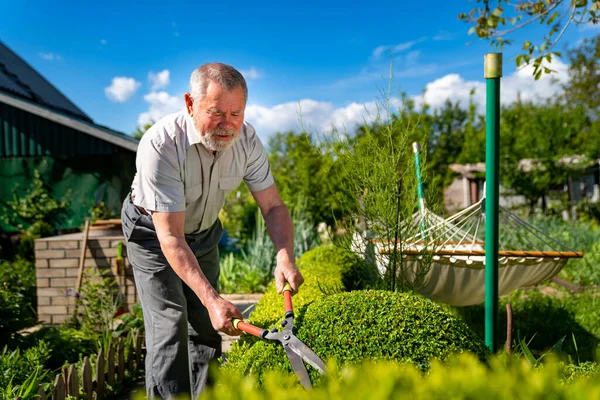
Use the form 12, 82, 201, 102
264, 204, 295, 265
158, 235, 219, 306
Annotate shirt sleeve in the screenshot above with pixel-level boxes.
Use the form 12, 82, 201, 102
132, 128, 186, 212
243, 123, 275, 192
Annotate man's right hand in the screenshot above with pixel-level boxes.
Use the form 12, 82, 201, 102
206, 297, 244, 336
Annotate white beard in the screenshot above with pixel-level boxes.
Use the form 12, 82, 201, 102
198, 127, 240, 152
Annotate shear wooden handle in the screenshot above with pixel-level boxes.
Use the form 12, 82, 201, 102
283, 282, 293, 315
232, 319, 267, 338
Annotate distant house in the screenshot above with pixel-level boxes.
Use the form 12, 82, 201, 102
444, 157, 600, 214
0, 41, 138, 233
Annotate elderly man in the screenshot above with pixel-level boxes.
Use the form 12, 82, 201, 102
121, 62, 304, 399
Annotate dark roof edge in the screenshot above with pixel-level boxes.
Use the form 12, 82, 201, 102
0, 91, 138, 152
0, 40, 92, 121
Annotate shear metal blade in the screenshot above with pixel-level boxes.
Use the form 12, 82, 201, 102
284, 345, 312, 389
288, 339, 327, 374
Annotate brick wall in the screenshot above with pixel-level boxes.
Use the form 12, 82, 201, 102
34, 231, 138, 325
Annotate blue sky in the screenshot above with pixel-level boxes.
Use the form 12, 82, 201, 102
1, 1, 598, 143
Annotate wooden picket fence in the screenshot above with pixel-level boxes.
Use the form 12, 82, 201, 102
21, 331, 145, 400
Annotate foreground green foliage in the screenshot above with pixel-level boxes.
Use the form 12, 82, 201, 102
200, 352, 600, 399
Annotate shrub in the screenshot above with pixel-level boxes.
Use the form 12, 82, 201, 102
453, 288, 600, 362
199, 352, 600, 399
20, 327, 98, 371
0, 285, 37, 346
223, 290, 489, 386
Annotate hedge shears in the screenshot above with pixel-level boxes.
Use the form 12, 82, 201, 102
232, 283, 326, 389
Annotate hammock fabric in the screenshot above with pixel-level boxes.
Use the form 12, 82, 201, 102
359, 196, 583, 306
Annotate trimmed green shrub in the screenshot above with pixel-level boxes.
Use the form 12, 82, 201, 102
224, 290, 489, 386
223, 245, 376, 379
200, 352, 600, 399
236, 245, 371, 330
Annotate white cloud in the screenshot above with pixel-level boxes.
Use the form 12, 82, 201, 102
241, 67, 262, 80
105, 77, 141, 103
39, 52, 61, 61
372, 37, 427, 59
413, 57, 570, 111
148, 70, 171, 90
137, 91, 184, 127
244, 57, 571, 142
245, 99, 387, 142
100, 39, 107, 45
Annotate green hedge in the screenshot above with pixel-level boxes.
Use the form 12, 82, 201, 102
453, 288, 600, 362
223, 245, 488, 386
200, 352, 600, 399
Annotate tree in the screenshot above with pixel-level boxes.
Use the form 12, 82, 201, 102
132, 121, 155, 139
266, 131, 339, 226
499, 98, 590, 214
459, 0, 600, 78
561, 34, 600, 117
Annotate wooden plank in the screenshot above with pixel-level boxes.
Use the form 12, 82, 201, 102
380, 248, 584, 258
37, 384, 47, 400
118, 337, 125, 381
53, 374, 66, 400
96, 348, 105, 399
67, 364, 78, 398
82, 356, 93, 399
73, 219, 91, 318
107, 345, 115, 386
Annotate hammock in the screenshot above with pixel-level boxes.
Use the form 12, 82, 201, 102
354, 143, 584, 306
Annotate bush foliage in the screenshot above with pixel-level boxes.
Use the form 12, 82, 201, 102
453, 288, 600, 363
223, 245, 488, 386
202, 352, 600, 399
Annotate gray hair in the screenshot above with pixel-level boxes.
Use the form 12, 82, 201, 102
189, 62, 248, 103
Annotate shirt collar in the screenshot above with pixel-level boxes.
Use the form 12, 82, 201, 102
184, 110, 202, 147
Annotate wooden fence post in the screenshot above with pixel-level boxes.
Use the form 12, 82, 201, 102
108, 344, 116, 386
37, 384, 47, 400
82, 356, 93, 399
118, 337, 125, 382
96, 348, 106, 399
67, 364, 78, 397
53, 374, 66, 400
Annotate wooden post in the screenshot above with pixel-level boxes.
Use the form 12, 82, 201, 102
107, 345, 116, 386
82, 356, 93, 399
96, 348, 106, 399
118, 337, 125, 382
67, 364, 78, 397
53, 374, 66, 400
37, 385, 47, 400
73, 219, 91, 318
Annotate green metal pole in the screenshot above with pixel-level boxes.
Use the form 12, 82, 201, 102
412, 143, 427, 240
484, 53, 502, 352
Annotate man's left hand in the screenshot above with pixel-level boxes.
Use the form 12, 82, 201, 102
274, 260, 304, 295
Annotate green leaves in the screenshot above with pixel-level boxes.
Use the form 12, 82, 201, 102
223, 246, 488, 387
458, 0, 598, 79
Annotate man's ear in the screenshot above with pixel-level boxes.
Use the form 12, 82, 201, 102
184, 93, 194, 115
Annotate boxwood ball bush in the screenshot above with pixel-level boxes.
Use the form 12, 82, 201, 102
223, 247, 489, 387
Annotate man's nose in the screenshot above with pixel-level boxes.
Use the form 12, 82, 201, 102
218, 114, 234, 129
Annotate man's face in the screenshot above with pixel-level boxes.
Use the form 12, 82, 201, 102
185, 81, 246, 152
